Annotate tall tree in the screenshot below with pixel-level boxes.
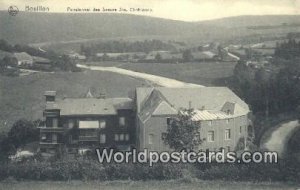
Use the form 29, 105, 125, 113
163, 109, 202, 151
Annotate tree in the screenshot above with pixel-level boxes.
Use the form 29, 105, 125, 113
155, 53, 162, 62
182, 49, 193, 62
6, 119, 39, 150
163, 109, 202, 151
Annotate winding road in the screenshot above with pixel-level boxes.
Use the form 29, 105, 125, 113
76, 64, 204, 88
260, 120, 300, 157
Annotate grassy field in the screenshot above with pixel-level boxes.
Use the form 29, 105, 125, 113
0, 70, 147, 133
89, 61, 236, 86
0, 180, 298, 190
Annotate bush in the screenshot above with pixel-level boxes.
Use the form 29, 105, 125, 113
1, 158, 300, 182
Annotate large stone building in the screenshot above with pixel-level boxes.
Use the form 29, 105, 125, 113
135, 87, 251, 153
39, 87, 251, 155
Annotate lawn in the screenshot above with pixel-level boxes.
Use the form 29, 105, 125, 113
0, 180, 298, 190
0, 70, 147, 133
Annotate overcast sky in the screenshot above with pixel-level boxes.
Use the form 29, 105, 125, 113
1, 0, 300, 21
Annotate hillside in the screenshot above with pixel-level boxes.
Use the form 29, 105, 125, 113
0, 12, 201, 44
2, 12, 300, 45
199, 15, 300, 28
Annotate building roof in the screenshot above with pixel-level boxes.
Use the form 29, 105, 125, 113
145, 51, 181, 60
139, 89, 177, 122
44, 91, 56, 96
192, 51, 216, 60
46, 97, 133, 116
136, 87, 250, 122
190, 103, 248, 121
14, 52, 33, 61
32, 56, 51, 64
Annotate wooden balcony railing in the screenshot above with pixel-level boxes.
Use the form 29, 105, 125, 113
39, 127, 65, 133
78, 136, 98, 141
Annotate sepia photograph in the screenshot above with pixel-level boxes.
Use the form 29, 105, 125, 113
0, 0, 300, 189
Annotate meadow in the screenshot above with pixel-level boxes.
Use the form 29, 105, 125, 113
89, 61, 236, 86
0, 70, 147, 132
0, 180, 298, 190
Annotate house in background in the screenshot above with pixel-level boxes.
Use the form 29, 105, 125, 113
39, 91, 135, 155
68, 52, 86, 60
13, 52, 33, 66
135, 87, 251, 153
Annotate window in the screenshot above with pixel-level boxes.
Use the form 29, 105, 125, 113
207, 131, 214, 142
240, 126, 243, 133
52, 134, 57, 143
225, 129, 231, 140
41, 134, 46, 140
100, 134, 106, 144
46, 118, 52, 128
119, 117, 126, 126
208, 120, 212, 126
120, 134, 124, 141
53, 118, 58, 128
161, 133, 167, 140
194, 132, 201, 144
115, 134, 129, 141
167, 117, 171, 125
99, 120, 106, 129
148, 134, 154, 144
68, 119, 74, 129
115, 134, 119, 141
226, 119, 229, 124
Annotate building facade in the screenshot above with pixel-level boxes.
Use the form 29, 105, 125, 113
135, 87, 251, 153
40, 91, 135, 155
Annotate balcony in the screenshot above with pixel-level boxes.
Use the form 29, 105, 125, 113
39, 140, 62, 145
39, 127, 65, 133
78, 136, 98, 141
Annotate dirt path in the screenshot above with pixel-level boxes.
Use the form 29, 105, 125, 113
260, 120, 300, 157
77, 64, 204, 88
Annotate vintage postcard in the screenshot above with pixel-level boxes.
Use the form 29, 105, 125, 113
0, 0, 300, 189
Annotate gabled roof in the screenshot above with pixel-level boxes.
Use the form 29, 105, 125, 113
136, 87, 250, 123
139, 89, 177, 122
152, 101, 177, 116
46, 97, 133, 116
14, 52, 33, 61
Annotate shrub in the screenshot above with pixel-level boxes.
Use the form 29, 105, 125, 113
1, 158, 300, 182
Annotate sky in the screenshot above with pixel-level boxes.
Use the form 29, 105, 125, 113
0, 0, 300, 21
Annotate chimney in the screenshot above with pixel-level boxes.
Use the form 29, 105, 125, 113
99, 92, 106, 99
188, 101, 192, 110
44, 91, 56, 102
